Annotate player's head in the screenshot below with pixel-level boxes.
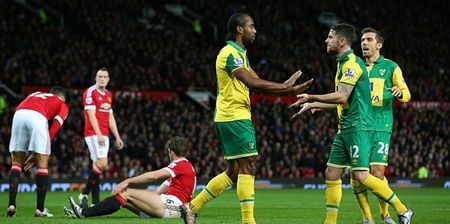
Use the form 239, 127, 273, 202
361, 27, 384, 59
225, 13, 256, 47
95, 67, 110, 89
166, 136, 189, 160
325, 23, 357, 55
50, 86, 66, 102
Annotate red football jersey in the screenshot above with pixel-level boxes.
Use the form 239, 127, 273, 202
16, 91, 69, 139
83, 85, 113, 136
163, 159, 197, 203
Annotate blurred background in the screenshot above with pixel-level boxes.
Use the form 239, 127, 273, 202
0, 0, 448, 185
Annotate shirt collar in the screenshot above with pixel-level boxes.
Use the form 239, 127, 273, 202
336, 49, 353, 63
226, 40, 245, 52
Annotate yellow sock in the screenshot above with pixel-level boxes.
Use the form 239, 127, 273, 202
378, 177, 390, 218
362, 175, 407, 214
237, 174, 256, 224
324, 179, 342, 224
351, 179, 373, 221
191, 172, 233, 214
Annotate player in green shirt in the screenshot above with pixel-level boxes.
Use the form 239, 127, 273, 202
290, 23, 413, 224
352, 27, 412, 224
181, 13, 313, 224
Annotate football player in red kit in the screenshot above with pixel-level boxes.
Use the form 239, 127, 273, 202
80, 68, 124, 206
7, 86, 69, 217
65, 136, 197, 220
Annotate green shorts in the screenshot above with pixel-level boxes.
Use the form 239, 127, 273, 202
214, 120, 258, 160
328, 131, 372, 171
370, 131, 392, 166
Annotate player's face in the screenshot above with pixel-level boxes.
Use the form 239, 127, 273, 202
325, 30, 340, 55
361, 32, 382, 58
241, 16, 257, 47
95, 70, 110, 89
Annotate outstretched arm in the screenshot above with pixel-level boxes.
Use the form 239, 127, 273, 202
112, 169, 170, 194
235, 69, 313, 95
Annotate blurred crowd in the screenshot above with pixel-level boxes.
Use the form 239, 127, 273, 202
0, 0, 449, 180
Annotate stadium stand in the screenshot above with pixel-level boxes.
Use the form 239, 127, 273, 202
0, 0, 448, 179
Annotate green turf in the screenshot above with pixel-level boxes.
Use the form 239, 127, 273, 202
0, 188, 449, 223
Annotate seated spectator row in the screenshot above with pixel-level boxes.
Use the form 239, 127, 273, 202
1, 0, 448, 100
0, 93, 448, 179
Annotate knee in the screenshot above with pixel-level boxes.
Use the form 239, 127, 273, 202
370, 166, 385, 179
352, 171, 369, 183
95, 159, 108, 170
238, 157, 257, 175
325, 167, 342, 181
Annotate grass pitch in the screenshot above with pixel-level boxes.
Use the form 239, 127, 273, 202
0, 188, 449, 224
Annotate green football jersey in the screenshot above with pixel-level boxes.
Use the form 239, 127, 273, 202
367, 56, 410, 132
335, 50, 373, 133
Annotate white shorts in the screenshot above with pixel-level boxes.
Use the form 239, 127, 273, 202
160, 194, 183, 218
139, 194, 183, 219
84, 135, 110, 162
9, 109, 51, 155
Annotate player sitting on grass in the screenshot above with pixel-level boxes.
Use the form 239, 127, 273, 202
64, 136, 196, 219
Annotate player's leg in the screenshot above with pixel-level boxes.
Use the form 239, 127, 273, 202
237, 156, 257, 224
7, 152, 26, 217
350, 131, 411, 223
190, 160, 236, 214
371, 165, 395, 224
351, 131, 384, 223
324, 132, 348, 224
69, 193, 125, 218
82, 136, 109, 205
7, 111, 29, 216
370, 132, 395, 223
34, 153, 52, 217
190, 121, 243, 215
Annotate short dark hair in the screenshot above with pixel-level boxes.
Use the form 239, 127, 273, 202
50, 86, 66, 98
362, 27, 385, 44
98, 67, 108, 73
166, 136, 189, 157
225, 13, 250, 41
331, 23, 357, 45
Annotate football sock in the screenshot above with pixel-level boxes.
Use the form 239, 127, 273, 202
362, 175, 407, 214
191, 171, 233, 214
83, 194, 125, 217
36, 168, 49, 211
324, 179, 342, 224
8, 165, 22, 207
237, 174, 255, 224
351, 178, 373, 221
83, 166, 101, 204
378, 177, 391, 218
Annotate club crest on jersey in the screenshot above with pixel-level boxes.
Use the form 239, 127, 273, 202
379, 69, 386, 76
100, 103, 111, 110
234, 58, 244, 67
344, 68, 355, 78
86, 97, 93, 104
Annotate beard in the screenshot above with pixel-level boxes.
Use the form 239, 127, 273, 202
242, 36, 255, 47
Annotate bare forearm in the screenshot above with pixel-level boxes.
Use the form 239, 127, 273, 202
312, 102, 337, 110
309, 92, 347, 104
127, 172, 157, 184
109, 115, 121, 139
247, 77, 293, 94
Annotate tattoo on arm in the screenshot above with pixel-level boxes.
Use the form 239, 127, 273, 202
337, 83, 355, 99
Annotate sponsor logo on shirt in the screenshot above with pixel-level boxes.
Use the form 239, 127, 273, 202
86, 97, 93, 104
344, 68, 355, 78
234, 58, 244, 67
